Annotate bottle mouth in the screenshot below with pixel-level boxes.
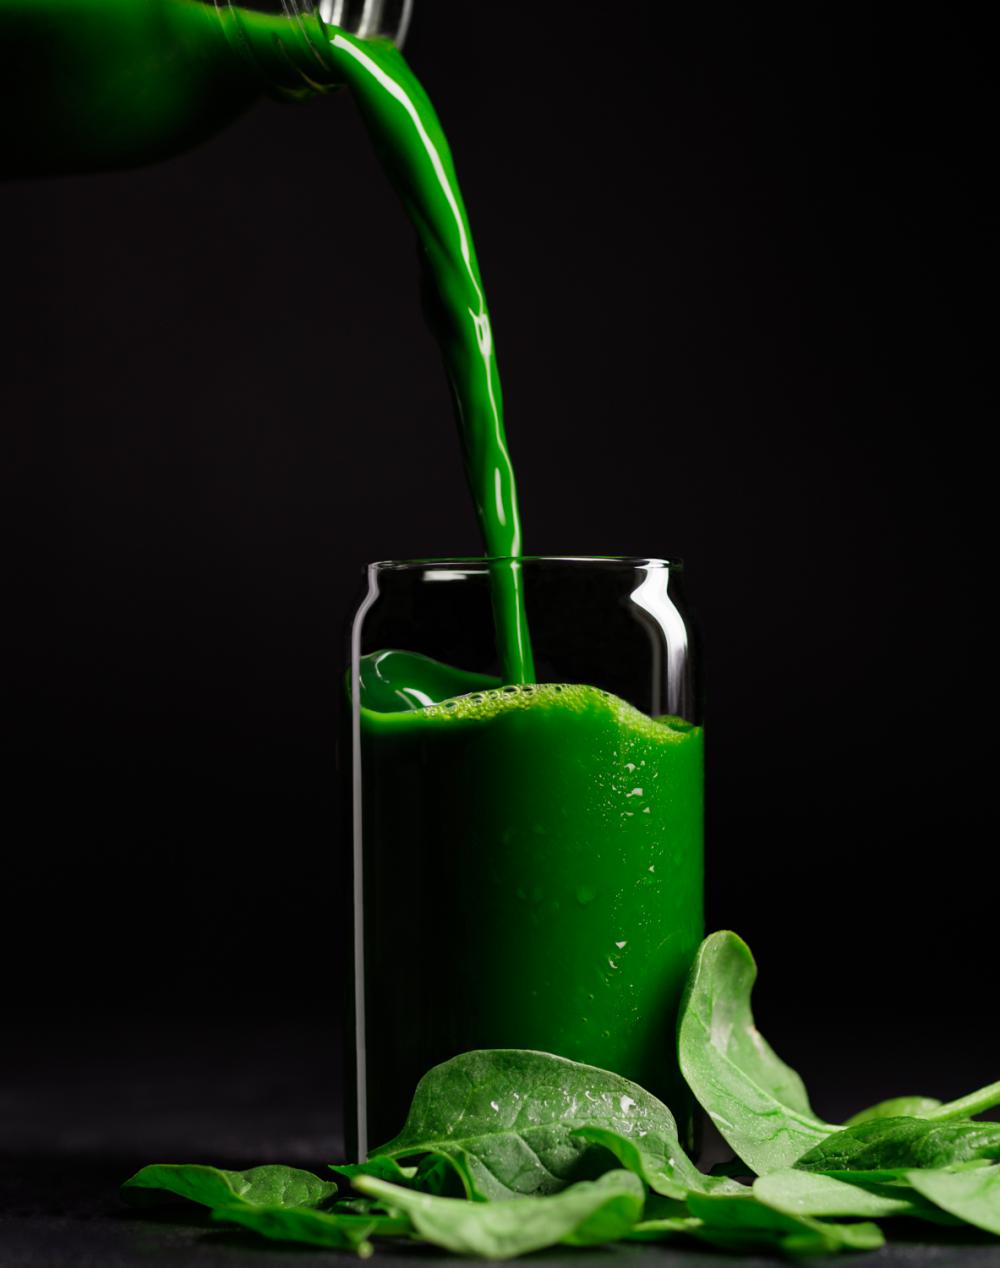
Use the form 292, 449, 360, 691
218, 0, 413, 98
317, 0, 413, 46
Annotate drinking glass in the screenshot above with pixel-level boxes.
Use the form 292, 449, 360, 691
346, 557, 703, 1156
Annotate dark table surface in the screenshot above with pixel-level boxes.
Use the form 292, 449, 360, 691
3, 1016, 998, 1267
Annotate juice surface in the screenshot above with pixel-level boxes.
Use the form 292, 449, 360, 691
359, 681, 704, 1148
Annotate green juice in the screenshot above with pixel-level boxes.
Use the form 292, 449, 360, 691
357, 675, 704, 1150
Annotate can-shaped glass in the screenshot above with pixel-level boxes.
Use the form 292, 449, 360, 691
347, 557, 703, 1157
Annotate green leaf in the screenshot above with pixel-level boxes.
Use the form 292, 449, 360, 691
413, 1152, 467, 1196
796, 1117, 1000, 1177
925, 1080, 1000, 1122
642, 1192, 692, 1221
330, 1159, 420, 1187
630, 1194, 885, 1254
686, 1192, 885, 1255
120, 1163, 337, 1211
624, 1216, 702, 1242
754, 1168, 924, 1218
333, 1197, 383, 1215
905, 1165, 1000, 1234
677, 932, 836, 1174
353, 1170, 645, 1258
331, 1156, 466, 1200
370, 1049, 679, 1200
572, 1125, 745, 1199
846, 1096, 942, 1126
212, 1204, 408, 1256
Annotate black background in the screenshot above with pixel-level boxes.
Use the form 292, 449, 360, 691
0, 0, 995, 1236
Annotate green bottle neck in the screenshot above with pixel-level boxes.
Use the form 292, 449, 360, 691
215, 1, 413, 99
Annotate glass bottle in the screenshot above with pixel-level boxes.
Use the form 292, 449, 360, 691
347, 557, 704, 1157
0, 0, 413, 177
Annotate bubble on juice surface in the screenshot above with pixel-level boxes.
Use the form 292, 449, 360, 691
406, 682, 702, 749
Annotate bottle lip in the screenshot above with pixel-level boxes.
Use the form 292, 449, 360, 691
395, 0, 414, 48
299, 0, 413, 48
369, 556, 684, 572
218, 0, 413, 97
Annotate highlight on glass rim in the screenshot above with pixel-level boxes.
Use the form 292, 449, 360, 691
1, 3, 993, 1264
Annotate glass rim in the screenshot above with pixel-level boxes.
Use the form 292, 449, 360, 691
369, 555, 682, 572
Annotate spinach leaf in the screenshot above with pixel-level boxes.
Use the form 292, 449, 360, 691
412, 1152, 467, 1196
370, 1049, 678, 1200
846, 1096, 942, 1126
754, 1168, 926, 1219
686, 1192, 885, 1255
629, 1193, 885, 1255
677, 931, 836, 1174
331, 1156, 465, 1200
333, 1197, 384, 1215
330, 1159, 420, 1187
213, 1204, 408, 1254
845, 1082, 1000, 1128
796, 1117, 1000, 1177
353, 1170, 645, 1258
120, 1163, 337, 1211
925, 1081, 1000, 1123
572, 1125, 744, 1198
643, 1192, 693, 1221
625, 1216, 701, 1242
906, 1165, 1000, 1234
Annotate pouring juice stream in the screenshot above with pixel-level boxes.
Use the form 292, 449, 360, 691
323, 31, 535, 686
